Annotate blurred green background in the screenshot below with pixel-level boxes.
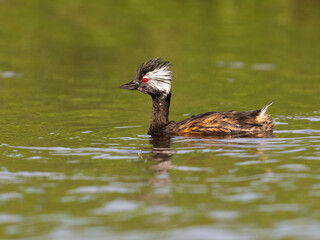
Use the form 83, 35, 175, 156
0, 1, 320, 239
1, 1, 319, 134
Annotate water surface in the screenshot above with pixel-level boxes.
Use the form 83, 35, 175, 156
0, 1, 320, 239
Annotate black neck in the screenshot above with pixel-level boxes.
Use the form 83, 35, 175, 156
148, 93, 171, 135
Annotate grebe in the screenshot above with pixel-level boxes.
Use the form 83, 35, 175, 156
120, 58, 274, 136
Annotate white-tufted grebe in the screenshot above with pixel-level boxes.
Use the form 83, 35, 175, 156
120, 58, 274, 136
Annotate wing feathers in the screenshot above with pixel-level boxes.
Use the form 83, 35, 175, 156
168, 105, 274, 135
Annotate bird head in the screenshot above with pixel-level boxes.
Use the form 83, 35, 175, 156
120, 58, 172, 96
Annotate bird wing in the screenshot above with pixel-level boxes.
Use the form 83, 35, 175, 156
169, 109, 271, 135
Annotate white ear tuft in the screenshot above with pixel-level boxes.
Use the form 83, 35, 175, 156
144, 66, 172, 94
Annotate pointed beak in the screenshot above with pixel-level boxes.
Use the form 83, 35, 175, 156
120, 81, 139, 90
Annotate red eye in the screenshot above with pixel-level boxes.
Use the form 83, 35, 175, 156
142, 78, 148, 83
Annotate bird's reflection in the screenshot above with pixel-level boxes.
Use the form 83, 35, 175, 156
143, 133, 273, 204
147, 132, 273, 171
149, 136, 175, 172
137, 136, 174, 204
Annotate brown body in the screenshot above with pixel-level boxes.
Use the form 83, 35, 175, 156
146, 92, 274, 136
164, 109, 273, 136
120, 58, 274, 137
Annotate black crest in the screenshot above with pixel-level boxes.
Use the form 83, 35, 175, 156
135, 58, 171, 80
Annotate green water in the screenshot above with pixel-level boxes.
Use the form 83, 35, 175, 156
1, 0, 320, 239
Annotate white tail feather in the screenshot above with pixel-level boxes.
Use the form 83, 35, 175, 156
259, 101, 274, 117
